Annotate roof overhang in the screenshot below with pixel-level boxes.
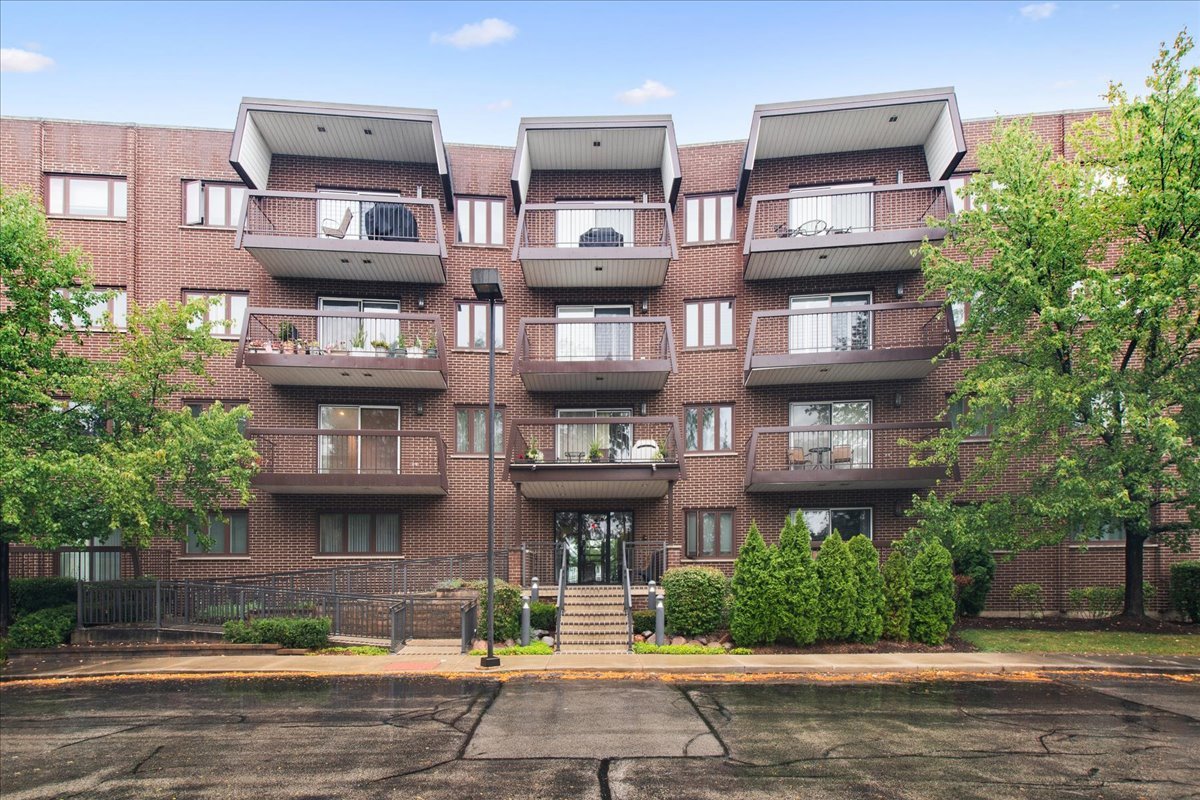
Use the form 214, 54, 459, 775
738, 88, 966, 205
511, 116, 681, 212
230, 98, 454, 209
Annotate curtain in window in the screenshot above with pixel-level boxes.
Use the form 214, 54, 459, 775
375, 514, 400, 552
347, 514, 370, 552
319, 515, 342, 553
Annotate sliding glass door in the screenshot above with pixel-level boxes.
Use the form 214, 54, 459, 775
788, 293, 872, 354
555, 201, 634, 247
554, 408, 632, 462
317, 297, 400, 352
787, 182, 874, 234
555, 305, 633, 362
318, 405, 400, 474
788, 400, 872, 469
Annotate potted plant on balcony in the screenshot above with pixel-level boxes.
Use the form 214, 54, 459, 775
525, 436, 544, 463
654, 439, 668, 462
389, 334, 407, 358
588, 440, 604, 463
306, 340, 325, 356
425, 334, 439, 359
248, 339, 265, 353
350, 327, 368, 355
408, 335, 425, 358
278, 322, 300, 355
329, 340, 350, 357
371, 338, 389, 356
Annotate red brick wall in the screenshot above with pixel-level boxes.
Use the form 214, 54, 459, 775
1, 109, 1192, 613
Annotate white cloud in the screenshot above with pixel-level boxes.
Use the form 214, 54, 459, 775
431, 18, 517, 48
486, 99, 513, 112
1019, 2, 1057, 20
616, 79, 676, 106
1, 48, 54, 73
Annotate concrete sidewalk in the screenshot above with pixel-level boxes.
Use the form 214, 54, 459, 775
4, 650, 1198, 681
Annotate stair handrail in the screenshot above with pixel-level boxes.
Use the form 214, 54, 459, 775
623, 564, 633, 652
555, 543, 568, 652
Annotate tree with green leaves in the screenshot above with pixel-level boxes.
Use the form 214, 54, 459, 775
729, 521, 781, 646
0, 187, 258, 626
909, 539, 956, 646
815, 532, 858, 642
913, 32, 1200, 617
776, 512, 819, 646
846, 535, 883, 643
881, 549, 913, 641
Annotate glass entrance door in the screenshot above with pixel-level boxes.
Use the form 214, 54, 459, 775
554, 511, 631, 584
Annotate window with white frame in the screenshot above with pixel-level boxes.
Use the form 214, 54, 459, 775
684, 299, 734, 348
685, 194, 735, 243
788, 507, 873, 543
183, 180, 247, 228
455, 196, 505, 246
455, 301, 504, 350
183, 291, 247, 338
56, 287, 128, 330
46, 175, 127, 218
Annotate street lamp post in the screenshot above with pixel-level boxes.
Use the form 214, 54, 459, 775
471, 268, 503, 668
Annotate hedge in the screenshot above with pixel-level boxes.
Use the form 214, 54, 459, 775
529, 601, 557, 632
465, 579, 522, 641
881, 549, 913, 641
815, 532, 858, 642
847, 535, 883, 643
910, 540, 956, 646
1170, 561, 1200, 623
8, 605, 77, 649
632, 609, 657, 633
222, 617, 331, 649
776, 513, 819, 646
951, 538, 996, 617
730, 522, 781, 646
11, 578, 78, 618
661, 566, 728, 637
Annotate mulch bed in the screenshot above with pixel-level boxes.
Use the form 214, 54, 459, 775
957, 616, 1196, 634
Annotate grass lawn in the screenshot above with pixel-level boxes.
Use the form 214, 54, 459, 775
958, 628, 1200, 656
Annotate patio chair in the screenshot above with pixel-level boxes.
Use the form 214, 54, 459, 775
321, 207, 353, 239
788, 447, 811, 470
830, 444, 854, 467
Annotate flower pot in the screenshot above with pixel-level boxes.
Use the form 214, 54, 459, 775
407, 346, 424, 357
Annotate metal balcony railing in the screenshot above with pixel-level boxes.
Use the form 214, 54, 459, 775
247, 427, 447, 492
235, 307, 446, 367
513, 202, 677, 252
507, 417, 684, 471
745, 422, 945, 478
236, 190, 445, 249
744, 182, 950, 245
746, 301, 955, 362
514, 317, 676, 366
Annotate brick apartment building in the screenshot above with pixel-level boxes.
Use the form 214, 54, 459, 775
2, 88, 1192, 613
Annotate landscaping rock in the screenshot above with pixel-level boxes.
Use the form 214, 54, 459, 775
721, 641, 732, 650
503, 639, 515, 648
642, 630, 653, 638
540, 636, 555, 647
671, 636, 687, 646
472, 639, 487, 652
697, 637, 708, 646
633, 634, 644, 643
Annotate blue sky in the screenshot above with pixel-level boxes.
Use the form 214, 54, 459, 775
1, 1, 1195, 145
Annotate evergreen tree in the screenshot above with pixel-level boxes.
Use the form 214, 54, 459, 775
815, 532, 858, 642
777, 512, 819, 646
910, 539, 956, 645
881, 548, 913, 641
729, 521, 780, 646
846, 534, 883, 643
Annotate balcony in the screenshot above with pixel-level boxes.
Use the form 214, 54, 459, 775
743, 182, 950, 280
744, 301, 954, 387
236, 191, 447, 283
514, 317, 676, 392
248, 428, 447, 495
506, 417, 684, 500
512, 203, 676, 287
236, 308, 447, 389
745, 423, 947, 492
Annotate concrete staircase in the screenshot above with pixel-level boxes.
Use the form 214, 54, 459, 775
556, 585, 630, 654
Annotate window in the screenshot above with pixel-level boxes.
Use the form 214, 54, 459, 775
788, 182, 874, 234
686, 509, 735, 558
46, 175, 127, 218
186, 400, 249, 435
790, 507, 873, 543
790, 400, 872, 468
455, 301, 504, 350
456, 406, 504, 454
684, 299, 734, 348
57, 287, 128, 330
183, 180, 247, 228
949, 397, 998, 440
318, 406, 400, 475
947, 173, 976, 214
183, 291, 248, 338
318, 512, 401, 554
684, 405, 733, 452
685, 194, 735, 243
186, 512, 248, 555
60, 530, 122, 581
555, 305, 633, 362
455, 197, 505, 246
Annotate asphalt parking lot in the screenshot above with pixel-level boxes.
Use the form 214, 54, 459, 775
1, 674, 1197, 799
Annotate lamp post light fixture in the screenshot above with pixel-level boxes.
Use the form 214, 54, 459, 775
471, 268, 503, 668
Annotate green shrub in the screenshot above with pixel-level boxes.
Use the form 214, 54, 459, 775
11, 577, 78, 617
1010, 583, 1045, 619
469, 642, 553, 656
910, 540, 956, 646
815, 532, 859, 642
435, 578, 464, 591
950, 538, 996, 617
221, 617, 331, 649
881, 549, 913, 641
465, 578, 522, 641
1170, 561, 1200, 623
730, 522, 781, 646
1067, 586, 1124, 619
632, 609, 657, 633
633, 642, 750, 655
529, 601, 557, 632
8, 605, 76, 649
847, 535, 884, 643
312, 646, 390, 656
776, 513, 819, 646
662, 566, 728, 637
